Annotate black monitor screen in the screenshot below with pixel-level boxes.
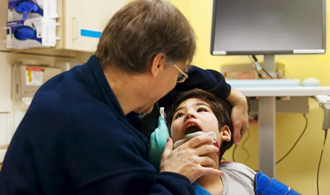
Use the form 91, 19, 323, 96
210, 0, 326, 55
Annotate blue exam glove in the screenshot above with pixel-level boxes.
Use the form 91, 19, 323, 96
15, 1, 43, 21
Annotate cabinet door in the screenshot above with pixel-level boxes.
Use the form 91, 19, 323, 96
63, 0, 127, 52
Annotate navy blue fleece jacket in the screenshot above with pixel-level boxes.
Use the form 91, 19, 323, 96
0, 55, 230, 195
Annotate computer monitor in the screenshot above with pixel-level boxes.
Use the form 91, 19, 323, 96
210, 0, 326, 56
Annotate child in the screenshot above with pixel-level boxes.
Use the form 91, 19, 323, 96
162, 88, 300, 195
165, 88, 255, 194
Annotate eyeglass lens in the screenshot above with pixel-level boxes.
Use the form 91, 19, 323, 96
177, 74, 187, 83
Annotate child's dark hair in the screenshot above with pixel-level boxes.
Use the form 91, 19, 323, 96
165, 88, 234, 160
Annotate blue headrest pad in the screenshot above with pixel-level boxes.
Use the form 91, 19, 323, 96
255, 171, 300, 195
148, 116, 170, 170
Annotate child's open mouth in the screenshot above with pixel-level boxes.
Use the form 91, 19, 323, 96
184, 121, 203, 136
185, 125, 202, 136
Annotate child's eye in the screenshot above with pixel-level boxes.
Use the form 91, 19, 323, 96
174, 112, 184, 119
197, 107, 208, 112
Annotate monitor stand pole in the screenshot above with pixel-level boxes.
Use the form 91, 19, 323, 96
263, 55, 276, 78
258, 54, 276, 177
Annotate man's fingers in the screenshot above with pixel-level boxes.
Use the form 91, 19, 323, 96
198, 167, 223, 179
198, 156, 217, 167
160, 136, 222, 183
186, 134, 214, 148
241, 125, 248, 137
194, 144, 219, 157
162, 137, 173, 158
233, 124, 242, 145
204, 167, 223, 177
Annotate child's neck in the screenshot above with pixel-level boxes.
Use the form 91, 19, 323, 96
196, 175, 224, 194
196, 153, 223, 194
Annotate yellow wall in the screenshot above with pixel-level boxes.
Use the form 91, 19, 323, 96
169, 0, 330, 194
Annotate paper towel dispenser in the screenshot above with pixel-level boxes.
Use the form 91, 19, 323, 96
13, 61, 62, 106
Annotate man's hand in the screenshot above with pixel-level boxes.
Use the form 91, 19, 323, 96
159, 135, 223, 183
226, 88, 248, 145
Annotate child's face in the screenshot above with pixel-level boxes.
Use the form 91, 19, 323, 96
170, 98, 221, 146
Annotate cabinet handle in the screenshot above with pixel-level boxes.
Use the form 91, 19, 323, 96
72, 17, 79, 40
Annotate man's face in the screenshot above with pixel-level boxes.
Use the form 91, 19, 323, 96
170, 98, 221, 146
161, 60, 188, 96
139, 60, 188, 114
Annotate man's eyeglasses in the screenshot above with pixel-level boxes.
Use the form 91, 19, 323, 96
173, 63, 188, 83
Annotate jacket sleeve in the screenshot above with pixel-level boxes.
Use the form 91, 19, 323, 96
68, 124, 195, 195
159, 65, 231, 109
75, 171, 195, 195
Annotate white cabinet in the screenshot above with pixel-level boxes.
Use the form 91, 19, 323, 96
57, 0, 127, 52
0, 0, 127, 52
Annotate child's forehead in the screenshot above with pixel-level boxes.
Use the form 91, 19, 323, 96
178, 98, 210, 108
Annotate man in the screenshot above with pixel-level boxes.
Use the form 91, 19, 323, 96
0, 0, 247, 194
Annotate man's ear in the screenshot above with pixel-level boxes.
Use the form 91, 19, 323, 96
150, 53, 166, 77
221, 125, 231, 142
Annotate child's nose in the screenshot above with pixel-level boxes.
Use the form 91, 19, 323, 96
185, 112, 197, 121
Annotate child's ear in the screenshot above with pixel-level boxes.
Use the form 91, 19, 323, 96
221, 126, 231, 142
